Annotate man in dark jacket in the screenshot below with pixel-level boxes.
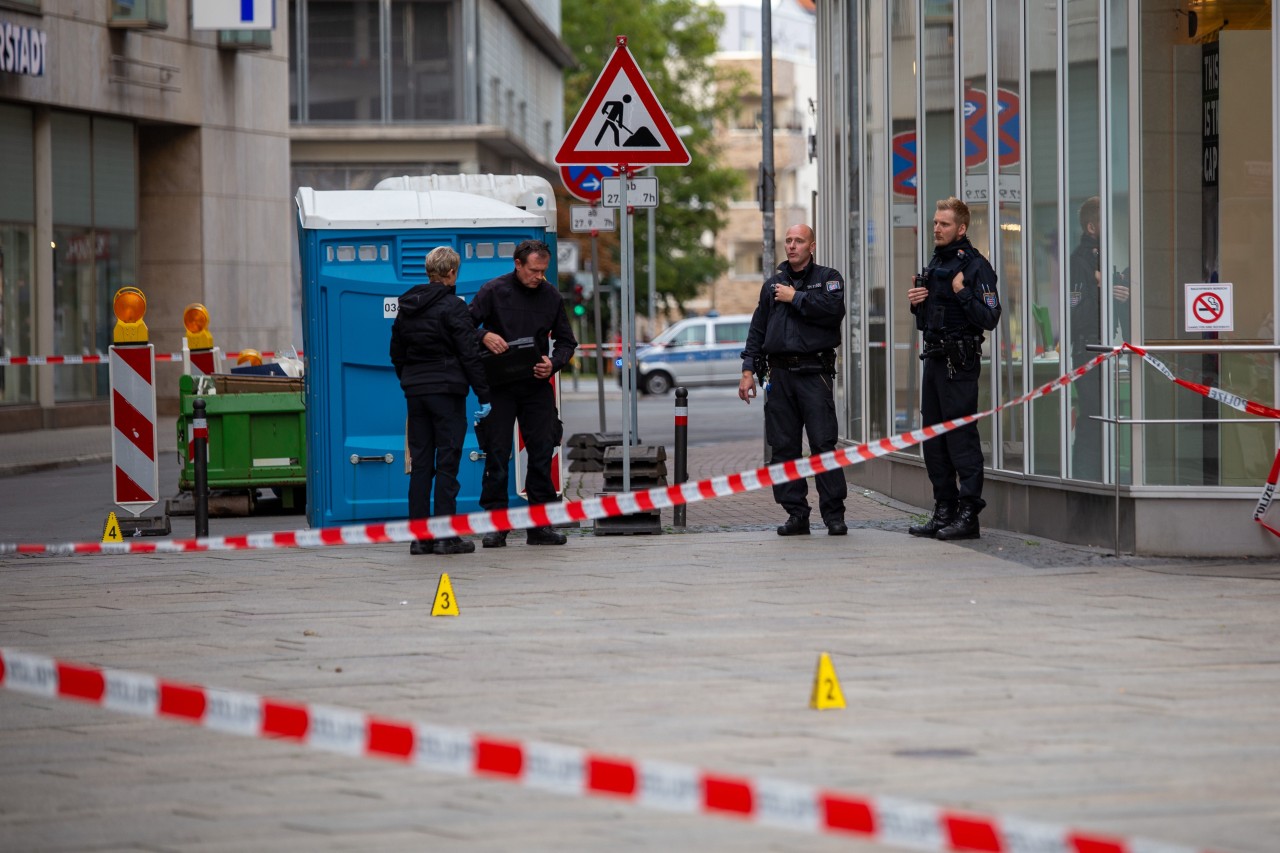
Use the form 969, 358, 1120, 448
390, 246, 491, 556
739, 223, 848, 537
469, 239, 578, 547
906, 197, 1001, 540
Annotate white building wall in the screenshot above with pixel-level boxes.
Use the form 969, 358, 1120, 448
478, 0, 564, 162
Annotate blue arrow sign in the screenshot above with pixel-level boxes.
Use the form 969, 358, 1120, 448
560, 165, 618, 203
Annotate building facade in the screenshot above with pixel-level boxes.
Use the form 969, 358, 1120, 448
1, 0, 293, 429
696, 0, 817, 317
815, 1, 1279, 555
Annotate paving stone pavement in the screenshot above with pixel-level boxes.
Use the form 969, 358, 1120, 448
1, 428, 1279, 851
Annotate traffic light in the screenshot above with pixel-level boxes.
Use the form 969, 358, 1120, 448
572, 284, 586, 316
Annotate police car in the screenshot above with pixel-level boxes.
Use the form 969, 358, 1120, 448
632, 313, 753, 395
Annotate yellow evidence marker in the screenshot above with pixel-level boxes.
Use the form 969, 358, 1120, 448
431, 572, 460, 616
102, 512, 123, 543
809, 652, 846, 710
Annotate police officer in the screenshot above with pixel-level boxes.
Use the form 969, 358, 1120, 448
739, 223, 848, 536
906, 197, 1000, 541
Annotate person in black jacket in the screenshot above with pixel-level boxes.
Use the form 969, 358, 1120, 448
1068, 196, 1129, 481
906, 197, 1001, 540
739, 223, 848, 537
390, 246, 491, 556
468, 239, 578, 548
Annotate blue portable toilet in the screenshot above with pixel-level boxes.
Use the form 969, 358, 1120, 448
295, 176, 557, 528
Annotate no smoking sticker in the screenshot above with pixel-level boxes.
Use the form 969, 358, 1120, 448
1185, 283, 1233, 332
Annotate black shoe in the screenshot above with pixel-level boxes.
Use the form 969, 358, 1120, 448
826, 520, 848, 536
935, 504, 981, 541
776, 515, 811, 536
526, 527, 567, 546
409, 540, 434, 556
438, 537, 476, 554
908, 501, 958, 538
482, 530, 508, 548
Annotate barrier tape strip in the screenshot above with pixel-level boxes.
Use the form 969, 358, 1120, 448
0, 350, 301, 366
0, 647, 1213, 853
0, 348, 1122, 556
4, 342, 1278, 556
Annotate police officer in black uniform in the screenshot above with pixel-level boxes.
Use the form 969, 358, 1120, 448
906, 197, 1001, 540
739, 224, 848, 536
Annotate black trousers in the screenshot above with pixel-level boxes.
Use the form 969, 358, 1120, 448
479, 379, 562, 510
406, 393, 467, 524
920, 357, 985, 506
764, 368, 847, 523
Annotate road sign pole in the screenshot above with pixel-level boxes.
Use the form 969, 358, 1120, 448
591, 230, 607, 433
619, 168, 632, 491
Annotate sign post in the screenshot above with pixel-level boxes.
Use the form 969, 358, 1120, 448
555, 35, 691, 492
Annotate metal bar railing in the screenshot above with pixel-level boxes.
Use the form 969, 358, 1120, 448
1086, 342, 1280, 554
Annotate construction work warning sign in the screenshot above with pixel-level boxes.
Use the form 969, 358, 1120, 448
556, 36, 691, 167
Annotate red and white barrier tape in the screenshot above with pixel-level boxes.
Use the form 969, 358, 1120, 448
0, 350, 301, 366
0, 348, 1122, 556
0, 647, 1214, 853
5, 342, 1277, 555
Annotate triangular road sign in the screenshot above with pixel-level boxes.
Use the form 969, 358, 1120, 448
556, 36, 691, 168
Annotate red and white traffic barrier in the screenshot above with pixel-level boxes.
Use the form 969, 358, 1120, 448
108, 344, 159, 516
0, 647, 1215, 853
0, 348, 1123, 557
0, 350, 301, 366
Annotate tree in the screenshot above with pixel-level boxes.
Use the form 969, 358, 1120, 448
561, 0, 745, 316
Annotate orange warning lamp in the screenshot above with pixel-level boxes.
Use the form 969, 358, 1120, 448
236, 348, 263, 367
112, 287, 149, 344
183, 303, 214, 350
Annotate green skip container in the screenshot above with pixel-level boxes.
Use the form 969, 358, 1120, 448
176, 373, 308, 510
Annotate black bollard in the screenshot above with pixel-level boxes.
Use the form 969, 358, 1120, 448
192, 397, 209, 538
673, 387, 688, 528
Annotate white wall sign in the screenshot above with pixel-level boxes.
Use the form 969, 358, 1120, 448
557, 242, 580, 275
1185, 282, 1233, 332
1, 22, 47, 77
192, 0, 276, 30
383, 296, 398, 320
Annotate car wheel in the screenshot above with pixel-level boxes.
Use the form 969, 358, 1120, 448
644, 372, 673, 395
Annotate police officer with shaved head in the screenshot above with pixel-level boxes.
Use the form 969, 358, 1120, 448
739, 223, 848, 537
906, 197, 1001, 540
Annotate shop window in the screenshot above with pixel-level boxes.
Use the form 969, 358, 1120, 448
219, 29, 272, 50
108, 0, 168, 29
294, 0, 462, 123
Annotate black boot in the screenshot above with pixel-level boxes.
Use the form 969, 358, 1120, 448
482, 530, 508, 548
437, 537, 476, 554
526, 526, 567, 546
776, 514, 811, 536
935, 501, 981, 541
908, 501, 957, 538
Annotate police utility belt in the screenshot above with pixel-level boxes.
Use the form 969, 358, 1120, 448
920, 334, 982, 378
761, 350, 836, 375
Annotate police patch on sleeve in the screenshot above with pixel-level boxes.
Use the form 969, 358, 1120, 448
825, 279, 843, 293
984, 292, 998, 308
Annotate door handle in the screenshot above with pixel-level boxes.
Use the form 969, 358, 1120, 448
350, 453, 395, 464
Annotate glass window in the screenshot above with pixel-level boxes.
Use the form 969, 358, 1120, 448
1141, 18, 1275, 487
670, 324, 706, 346
0, 104, 35, 406
864, 1, 889, 441
294, 0, 463, 123
1107, 0, 1132, 485
390, 0, 459, 121
890, 0, 921, 438
1064, 0, 1103, 481
714, 322, 749, 344
994, 0, 1025, 472
1027, 0, 1061, 476
50, 115, 138, 403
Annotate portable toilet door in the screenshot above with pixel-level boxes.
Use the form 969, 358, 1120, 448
296, 186, 552, 528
